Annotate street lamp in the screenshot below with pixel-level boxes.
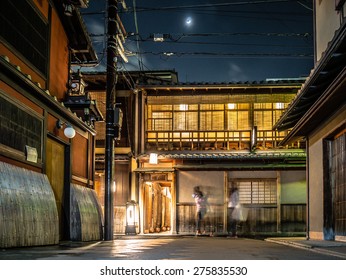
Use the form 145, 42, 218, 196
149, 153, 158, 164
56, 120, 76, 138
125, 200, 137, 235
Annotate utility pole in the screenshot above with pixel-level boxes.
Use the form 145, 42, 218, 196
104, 0, 118, 241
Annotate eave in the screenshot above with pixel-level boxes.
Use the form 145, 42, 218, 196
137, 150, 306, 170
140, 81, 303, 96
53, 1, 98, 65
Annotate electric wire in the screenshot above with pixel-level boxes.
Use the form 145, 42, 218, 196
81, 0, 313, 77
296, 1, 313, 11
132, 0, 144, 72
126, 37, 312, 49
126, 0, 296, 12
135, 51, 313, 58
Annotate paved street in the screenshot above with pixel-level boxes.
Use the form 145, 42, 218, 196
1, 236, 345, 260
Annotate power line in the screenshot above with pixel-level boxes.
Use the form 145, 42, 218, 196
127, 37, 312, 49
127, 0, 296, 12
132, 0, 144, 72
169, 32, 312, 40
92, 32, 312, 41
134, 51, 313, 58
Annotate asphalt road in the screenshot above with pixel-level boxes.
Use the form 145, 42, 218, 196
0, 236, 344, 260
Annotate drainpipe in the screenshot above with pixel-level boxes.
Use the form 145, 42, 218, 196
104, 0, 118, 241
306, 136, 310, 240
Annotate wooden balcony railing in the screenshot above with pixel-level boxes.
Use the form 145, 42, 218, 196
146, 130, 304, 151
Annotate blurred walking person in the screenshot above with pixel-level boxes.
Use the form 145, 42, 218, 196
192, 186, 207, 235
228, 185, 239, 237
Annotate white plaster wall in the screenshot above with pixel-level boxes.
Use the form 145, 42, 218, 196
178, 171, 224, 204
308, 139, 324, 234
314, 0, 341, 62
229, 170, 277, 179
280, 170, 306, 204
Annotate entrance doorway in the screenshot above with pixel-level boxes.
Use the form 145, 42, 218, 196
142, 178, 172, 234
46, 137, 69, 240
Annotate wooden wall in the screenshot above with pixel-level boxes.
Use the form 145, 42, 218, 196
114, 206, 126, 234
176, 204, 306, 235
0, 162, 59, 248
241, 206, 278, 234
72, 133, 88, 179
177, 204, 224, 234
49, 3, 69, 100
280, 204, 306, 232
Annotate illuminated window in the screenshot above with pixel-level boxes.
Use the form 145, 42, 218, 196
275, 103, 285, 109
146, 93, 296, 149
179, 104, 188, 111
227, 111, 250, 130
227, 103, 236, 110
149, 153, 158, 164
254, 111, 273, 130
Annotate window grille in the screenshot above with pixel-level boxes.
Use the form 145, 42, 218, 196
0, 0, 48, 76
254, 111, 273, 130
146, 94, 294, 149
229, 179, 277, 204
0, 93, 42, 158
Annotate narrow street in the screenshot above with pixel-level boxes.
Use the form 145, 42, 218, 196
1, 236, 345, 260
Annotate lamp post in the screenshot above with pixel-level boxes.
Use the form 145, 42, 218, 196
125, 200, 137, 235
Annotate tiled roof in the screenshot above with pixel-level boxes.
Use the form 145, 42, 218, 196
139, 150, 306, 160
81, 71, 306, 89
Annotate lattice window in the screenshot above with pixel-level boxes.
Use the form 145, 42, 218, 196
229, 179, 277, 204
227, 111, 250, 130
0, 93, 43, 158
254, 110, 273, 130
146, 95, 294, 148
273, 109, 285, 124
1, 0, 48, 76
200, 111, 224, 130
151, 112, 172, 131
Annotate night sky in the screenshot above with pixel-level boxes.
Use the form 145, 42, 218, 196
82, 0, 314, 82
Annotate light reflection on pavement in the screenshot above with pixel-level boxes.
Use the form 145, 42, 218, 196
0, 237, 344, 260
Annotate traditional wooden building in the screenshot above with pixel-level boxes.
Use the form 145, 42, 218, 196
0, 0, 103, 248
137, 80, 307, 236
84, 71, 307, 236
274, 0, 346, 241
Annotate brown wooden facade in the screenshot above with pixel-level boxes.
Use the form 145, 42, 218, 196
0, 0, 102, 248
